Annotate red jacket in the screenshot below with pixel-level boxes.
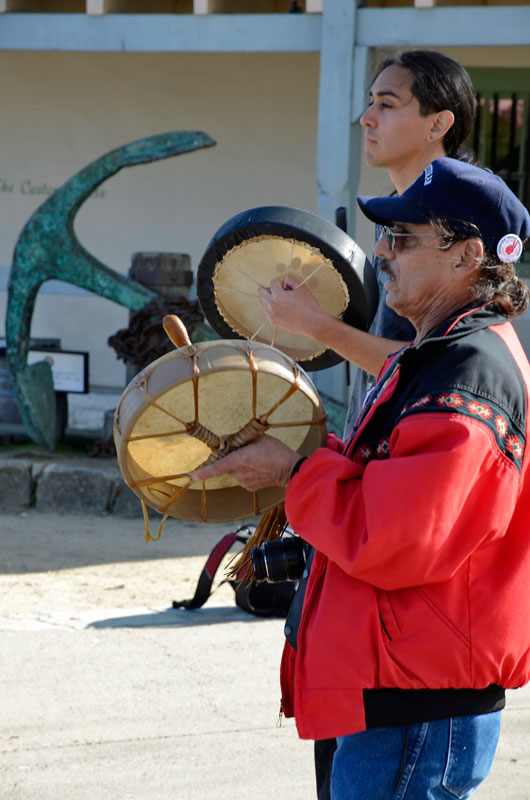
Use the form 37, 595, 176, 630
280, 305, 530, 740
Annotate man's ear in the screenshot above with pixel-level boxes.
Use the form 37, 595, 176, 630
453, 239, 483, 278
428, 109, 455, 144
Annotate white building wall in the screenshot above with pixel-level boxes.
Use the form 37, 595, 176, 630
0, 50, 319, 394
2, 38, 530, 430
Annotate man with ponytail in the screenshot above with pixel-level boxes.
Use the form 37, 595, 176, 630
257, 50, 480, 797
260, 49, 479, 437
193, 158, 530, 799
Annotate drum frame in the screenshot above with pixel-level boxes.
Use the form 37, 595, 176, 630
197, 205, 378, 371
114, 339, 327, 523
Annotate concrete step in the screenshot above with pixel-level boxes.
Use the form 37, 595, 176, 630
0, 448, 142, 516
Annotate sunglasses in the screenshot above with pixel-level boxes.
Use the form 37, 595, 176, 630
380, 225, 439, 252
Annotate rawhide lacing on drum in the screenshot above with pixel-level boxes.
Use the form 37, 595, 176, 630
197, 205, 379, 371
116, 341, 326, 541
212, 235, 349, 360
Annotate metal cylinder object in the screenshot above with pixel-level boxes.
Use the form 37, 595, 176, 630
129, 252, 193, 300
124, 253, 196, 383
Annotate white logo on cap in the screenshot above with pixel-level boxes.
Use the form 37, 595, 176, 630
424, 164, 433, 186
497, 234, 523, 263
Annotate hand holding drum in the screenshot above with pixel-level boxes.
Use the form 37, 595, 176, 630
113, 313, 326, 523
257, 274, 328, 340
114, 205, 376, 525
164, 314, 302, 489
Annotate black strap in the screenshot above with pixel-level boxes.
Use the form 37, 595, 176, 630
283, 548, 314, 649
172, 528, 252, 610
172, 525, 297, 618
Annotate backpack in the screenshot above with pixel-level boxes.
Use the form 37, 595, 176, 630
172, 526, 297, 618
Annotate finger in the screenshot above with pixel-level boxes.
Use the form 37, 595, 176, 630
258, 286, 272, 306
190, 449, 243, 483
190, 460, 229, 483
189, 465, 213, 482
281, 273, 302, 290
269, 278, 292, 297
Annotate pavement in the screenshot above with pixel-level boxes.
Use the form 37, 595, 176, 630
1, 444, 530, 799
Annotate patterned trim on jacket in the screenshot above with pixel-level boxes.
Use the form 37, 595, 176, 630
355, 388, 525, 470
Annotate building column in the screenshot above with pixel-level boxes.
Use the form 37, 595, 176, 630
314, 0, 374, 403
317, 2, 375, 233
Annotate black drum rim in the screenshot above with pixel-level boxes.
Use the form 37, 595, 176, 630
197, 205, 378, 371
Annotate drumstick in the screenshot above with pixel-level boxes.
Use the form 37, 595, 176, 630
163, 314, 192, 349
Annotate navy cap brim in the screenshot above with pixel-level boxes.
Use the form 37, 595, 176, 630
357, 195, 431, 227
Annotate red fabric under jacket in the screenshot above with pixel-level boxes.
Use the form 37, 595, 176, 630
280, 306, 530, 741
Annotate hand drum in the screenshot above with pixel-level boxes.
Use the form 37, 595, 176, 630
113, 338, 327, 523
196, 205, 378, 370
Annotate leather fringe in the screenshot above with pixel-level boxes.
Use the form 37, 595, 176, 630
226, 504, 289, 584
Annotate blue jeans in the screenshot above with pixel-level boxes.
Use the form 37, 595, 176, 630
331, 712, 501, 799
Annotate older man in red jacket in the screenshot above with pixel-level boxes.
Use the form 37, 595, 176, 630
192, 158, 530, 799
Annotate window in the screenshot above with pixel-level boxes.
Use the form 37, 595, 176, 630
467, 68, 530, 269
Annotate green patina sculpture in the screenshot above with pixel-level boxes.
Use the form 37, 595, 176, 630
5, 131, 216, 450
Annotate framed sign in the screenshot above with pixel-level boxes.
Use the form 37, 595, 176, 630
26, 350, 89, 394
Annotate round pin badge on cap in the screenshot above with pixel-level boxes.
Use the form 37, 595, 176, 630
497, 234, 523, 263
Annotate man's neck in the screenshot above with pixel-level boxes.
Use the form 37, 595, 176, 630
389, 145, 447, 195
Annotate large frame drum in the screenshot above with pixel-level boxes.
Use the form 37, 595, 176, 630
114, 339, 327, 523
197, 205, 378, 371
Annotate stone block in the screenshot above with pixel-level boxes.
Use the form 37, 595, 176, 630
110, 481, 144, 517
35, 463, 112, 513
0, 459, 32, 508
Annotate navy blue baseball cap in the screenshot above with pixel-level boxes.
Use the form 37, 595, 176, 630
357, 157, 530, 263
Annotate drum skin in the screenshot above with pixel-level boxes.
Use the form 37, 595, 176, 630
114, 339, 327, 523
197, 206, 378, 371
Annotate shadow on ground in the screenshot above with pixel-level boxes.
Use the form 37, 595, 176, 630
87, 604, 267, 629
0, 510, 248, 573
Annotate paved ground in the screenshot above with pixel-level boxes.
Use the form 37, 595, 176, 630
1, 508, 530, 799
0, 510, 316, 800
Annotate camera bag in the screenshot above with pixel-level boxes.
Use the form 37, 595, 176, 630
172, 526, 296, 618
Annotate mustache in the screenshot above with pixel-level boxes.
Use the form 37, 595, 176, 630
380, 260, 394, 277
